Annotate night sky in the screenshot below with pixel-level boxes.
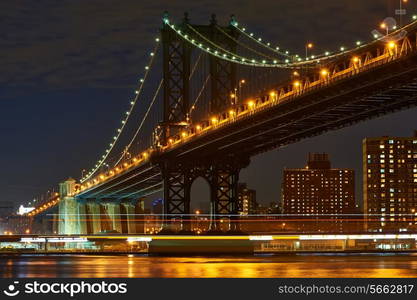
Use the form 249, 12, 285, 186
1, 0, 417, 210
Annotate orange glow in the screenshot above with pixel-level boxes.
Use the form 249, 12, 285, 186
380, 23, 387, 29
211, 117, 218, 124
320, 69, 329, 76
181, 131, 188, 138
388, 41, 396, 49
269, 91, 276, 97
307, 43, 313, 48
168, 138, 174, 143
196, 125, 202, 131
293, 81, 301, 88
352, 56, 360, 63
247, 100, 255, 108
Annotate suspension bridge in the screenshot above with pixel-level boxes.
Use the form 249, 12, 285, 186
24, 12, 417, 235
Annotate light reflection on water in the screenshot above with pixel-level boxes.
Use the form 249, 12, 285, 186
1, 254, 417, 278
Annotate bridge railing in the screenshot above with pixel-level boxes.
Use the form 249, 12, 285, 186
58, 37, 414, 197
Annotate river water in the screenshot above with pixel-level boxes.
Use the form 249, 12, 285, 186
1, 254, 417, 278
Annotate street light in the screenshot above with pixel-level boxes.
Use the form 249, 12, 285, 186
232, 79, 246, 105
398, 0, 408, 27
380, 22, 389, 35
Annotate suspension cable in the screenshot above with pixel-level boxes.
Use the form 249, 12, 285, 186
189, 75, 210, 117
114, 78, 164, 166
231, 21, 292, 58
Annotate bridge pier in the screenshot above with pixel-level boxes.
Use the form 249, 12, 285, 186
160, 156, 249, 234
86, 201, 102, 234
58, 178, 88, 235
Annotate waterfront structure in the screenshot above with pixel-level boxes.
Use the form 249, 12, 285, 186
58, 178, 145, 234
282, 153, 356, 232
363, 131, 417, 232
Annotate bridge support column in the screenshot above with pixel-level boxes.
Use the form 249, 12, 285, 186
58, 178, 78, 235
160, 156, 249, 234
135, 198, 145, 234
161, 12, 191, 144
209, 158, 248, 233
161, 162, 191, 233
86, 201, 102, 234
209, 14, 239, 114
58, 197, 86, 235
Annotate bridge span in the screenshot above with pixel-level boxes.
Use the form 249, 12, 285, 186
25, 14, 417, 235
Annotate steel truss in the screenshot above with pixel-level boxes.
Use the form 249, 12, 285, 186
160, 156, 249, 233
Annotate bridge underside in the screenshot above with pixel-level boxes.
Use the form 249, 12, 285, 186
64, 35, 417, 235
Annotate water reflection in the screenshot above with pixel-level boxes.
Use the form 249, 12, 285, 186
0, 254, 417, 278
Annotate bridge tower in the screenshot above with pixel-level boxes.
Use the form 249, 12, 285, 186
160, 12, 239, 142
159, 13, 244, 233
207, 14, 239, 113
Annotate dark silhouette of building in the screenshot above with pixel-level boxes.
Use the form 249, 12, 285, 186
0, 201, 14, 218
151, 198, 163, 215
282, 153, 356, 232
363, 131, 417, 232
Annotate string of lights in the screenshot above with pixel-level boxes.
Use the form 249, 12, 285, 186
167, 19, 348, 68
230, 19, 350, 63
185, 24, 273, 65
80, 36, 161, 183
230, 20, 292, 58
164, 18, 300, 68
81, 14, 417, 183
231, 15, 417, 65
113, 51, 204, 166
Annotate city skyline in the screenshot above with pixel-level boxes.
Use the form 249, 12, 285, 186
3, 2, 417, 282
2, 0, 417, 209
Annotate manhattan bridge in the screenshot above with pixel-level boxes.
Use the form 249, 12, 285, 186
22, 12, 417, 235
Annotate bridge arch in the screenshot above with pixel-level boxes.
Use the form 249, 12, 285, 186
190, 176, 211, 233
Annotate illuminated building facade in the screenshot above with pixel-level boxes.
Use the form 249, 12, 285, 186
282, 153, 355, 232
238, 183, 257, 216
363, 132, 417, 232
